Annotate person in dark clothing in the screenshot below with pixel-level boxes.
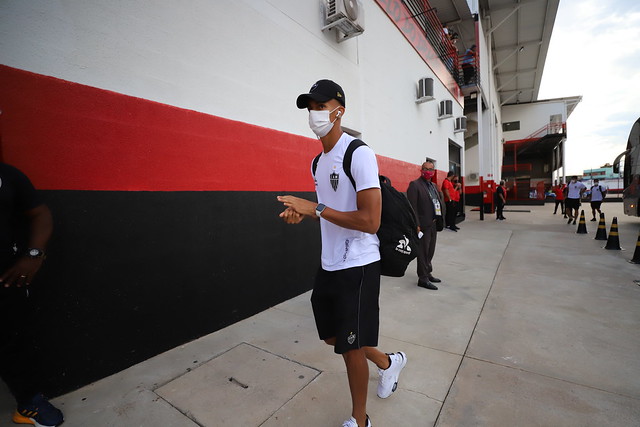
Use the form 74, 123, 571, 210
461, 44, 476, 85
407, 161, 445, 290
495, 180, 507, 220
0, 163, 63, 427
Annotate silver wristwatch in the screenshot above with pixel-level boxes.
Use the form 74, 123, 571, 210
27, 248, 46, 258
315, 203, 326, 218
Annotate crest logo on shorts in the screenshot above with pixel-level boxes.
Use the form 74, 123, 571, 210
347, 332, 356, 345
330, 171, 339, 191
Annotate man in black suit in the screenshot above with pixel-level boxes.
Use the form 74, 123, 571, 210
407, 160, 445, 290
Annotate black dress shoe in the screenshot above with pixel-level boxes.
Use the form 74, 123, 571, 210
427, 275, 441, 283
418, 280, 438, 290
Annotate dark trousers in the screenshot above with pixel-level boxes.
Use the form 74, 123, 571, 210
445, 201, 457, 227
417, 224, 437, 281
0, 288, 40, 404
554, 199, 564, 213
462, 66, 474, 84
496, 202, 505, 219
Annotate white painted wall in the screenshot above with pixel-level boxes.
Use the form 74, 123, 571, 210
462, 14, 505, 186
502, 101, 567, 141
0, 0, 465, 168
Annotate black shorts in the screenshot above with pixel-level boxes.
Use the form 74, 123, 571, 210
565, 198, 581, 210
311, 261, 380, 354
590, 201, 603, 210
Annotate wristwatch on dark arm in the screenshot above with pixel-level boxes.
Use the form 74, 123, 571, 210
26, 248, 46, 259
315, 203, 326, 218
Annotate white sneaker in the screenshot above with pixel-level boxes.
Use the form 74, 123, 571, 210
342, 415, 371, 427
377, 351, 407, 398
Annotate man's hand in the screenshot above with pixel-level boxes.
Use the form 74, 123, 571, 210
277, 195, 317, 218
1, 257, 44, 288
279, 207, 304, 224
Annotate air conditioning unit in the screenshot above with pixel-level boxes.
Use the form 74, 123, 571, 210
323, 0, 365, 43
454, 116, 467, 132
468, 172, 479, 180
416, 77, 434, 103
438, 100, 453, 119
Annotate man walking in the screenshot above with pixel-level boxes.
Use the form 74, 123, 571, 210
407, 161, 444, 290
564, 176, 586, 224
589, 178, 607, 221
278, 80, 406, 427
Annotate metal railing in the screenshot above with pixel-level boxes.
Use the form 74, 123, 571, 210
402, 0, 461, 84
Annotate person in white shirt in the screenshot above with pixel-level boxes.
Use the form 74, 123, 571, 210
564, 176, 587, 225
589, 179, 608, 221
277, 80, 406, 427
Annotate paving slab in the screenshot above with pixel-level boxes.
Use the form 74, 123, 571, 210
469, 223, 640, 398
156, 342, 319, 426
437, 357, 640, 427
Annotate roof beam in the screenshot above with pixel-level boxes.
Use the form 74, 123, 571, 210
499, 87, 535, 94
493, 40, 542, 53
497, 67, 538, 78
486, 0, 540, 15
500, 91, 522, 106
497, 74, 518, 91
493, 46, 524, 70
488, 4, 520, 34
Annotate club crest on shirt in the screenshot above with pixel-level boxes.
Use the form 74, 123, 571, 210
330, 171, 339, 191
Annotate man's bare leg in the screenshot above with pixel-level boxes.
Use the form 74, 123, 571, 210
343, 348, 369, 427
364, 346, 390, 370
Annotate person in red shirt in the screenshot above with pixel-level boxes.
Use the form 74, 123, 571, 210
442, 172, 459, 231
552, 179, 567, 218
452, 175, 461, 202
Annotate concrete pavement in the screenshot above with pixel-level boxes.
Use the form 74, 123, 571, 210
2, 203, 640, 426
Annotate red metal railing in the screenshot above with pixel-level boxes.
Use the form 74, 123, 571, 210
525, 122, 566, 139
403, 0, 461, 83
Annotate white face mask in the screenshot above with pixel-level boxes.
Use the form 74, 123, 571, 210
308, 106, 340, 138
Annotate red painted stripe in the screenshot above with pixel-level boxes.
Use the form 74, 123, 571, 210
0, 65, 420, 192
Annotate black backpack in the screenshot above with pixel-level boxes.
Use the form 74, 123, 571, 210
312, 139, 419, 277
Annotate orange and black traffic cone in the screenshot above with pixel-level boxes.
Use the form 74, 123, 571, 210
576, 210, 587, 234
629, 229, 640, 263
604, 217, 622, 250
594, 212, 607, 241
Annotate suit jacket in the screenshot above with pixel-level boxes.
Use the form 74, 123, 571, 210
407, 177, 445, 229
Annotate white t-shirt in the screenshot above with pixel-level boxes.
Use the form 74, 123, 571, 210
313, 133, 381, 271
590, 184, 608, 201
566, 181, 586, 199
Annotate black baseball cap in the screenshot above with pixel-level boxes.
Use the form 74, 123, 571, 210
296, 79, 346, 109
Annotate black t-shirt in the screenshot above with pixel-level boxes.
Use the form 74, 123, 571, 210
0, 163, 43, 269
495, 186, 505, 204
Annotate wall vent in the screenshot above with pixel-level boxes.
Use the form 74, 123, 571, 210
438, 100, 453, 119
416, 77, 434, 103
454, 116, 467, 132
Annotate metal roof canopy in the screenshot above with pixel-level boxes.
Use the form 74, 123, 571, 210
429, 0, 559, 106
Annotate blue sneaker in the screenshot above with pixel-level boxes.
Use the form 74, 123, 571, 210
12, 393, 64, 427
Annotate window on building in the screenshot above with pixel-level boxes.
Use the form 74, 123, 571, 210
502, 121, 520, 132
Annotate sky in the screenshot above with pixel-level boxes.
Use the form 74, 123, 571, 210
537, 0, 640, 176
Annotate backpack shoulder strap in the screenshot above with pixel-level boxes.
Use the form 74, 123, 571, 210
343, 139, 367, 190
311, 152, 322, 177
